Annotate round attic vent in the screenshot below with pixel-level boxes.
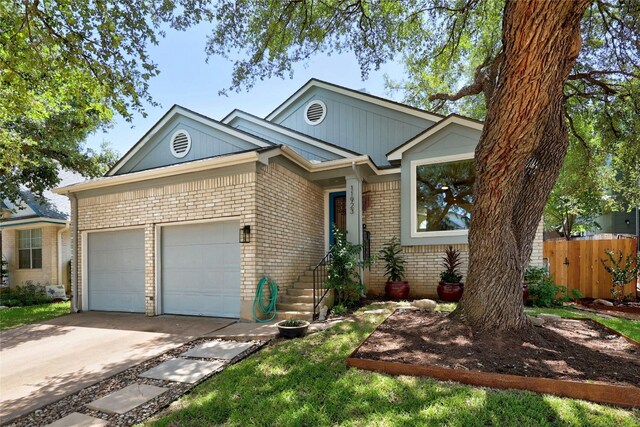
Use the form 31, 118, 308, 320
304, 100, 327, 125
170, 130, 191, 158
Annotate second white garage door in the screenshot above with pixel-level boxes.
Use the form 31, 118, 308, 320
161, 221, 241, 318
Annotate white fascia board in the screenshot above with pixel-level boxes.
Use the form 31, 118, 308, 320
108, 107, 272, 176
223, 110, 355, 158
266, 80, 443, 123
55, 151, 261, 194
387, 116, 484, 162
0, 218, 69, 228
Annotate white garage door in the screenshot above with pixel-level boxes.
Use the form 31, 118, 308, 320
87, 229, 145, 312
161, 221, 241, 317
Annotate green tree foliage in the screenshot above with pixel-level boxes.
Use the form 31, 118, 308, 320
0, 0, 211, 205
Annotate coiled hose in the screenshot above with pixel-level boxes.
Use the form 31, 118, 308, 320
252, 276, 278, 322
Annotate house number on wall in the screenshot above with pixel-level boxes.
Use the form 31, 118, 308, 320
349, 185, 355, 214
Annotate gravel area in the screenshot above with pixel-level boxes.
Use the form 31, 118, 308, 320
7, 339, 265, 427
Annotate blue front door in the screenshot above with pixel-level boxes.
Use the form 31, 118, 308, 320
329, 191, 346, 246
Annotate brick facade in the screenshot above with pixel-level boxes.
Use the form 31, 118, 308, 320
74, 163, 323, 320
363, 180, 544, 297
255, 163, 325, 294
1, 225, 67, 287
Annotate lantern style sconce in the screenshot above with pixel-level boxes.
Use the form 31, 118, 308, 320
239, 225, 251, 243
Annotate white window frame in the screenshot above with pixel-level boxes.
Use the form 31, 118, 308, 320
410, 153, 475, 238
17, 228, 42, 269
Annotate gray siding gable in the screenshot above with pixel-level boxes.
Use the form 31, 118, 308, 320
115, 114, 272, 175
270, 86, 438, 166
226, 114, 345, 163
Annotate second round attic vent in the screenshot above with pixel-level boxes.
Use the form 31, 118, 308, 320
304, 100, 327, 125
170, 130, 191, 158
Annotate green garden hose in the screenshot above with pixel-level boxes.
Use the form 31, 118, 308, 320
252, 276, 278, 322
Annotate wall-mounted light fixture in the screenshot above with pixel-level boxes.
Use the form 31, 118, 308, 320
625, 219, 631, 225
239, 225, 251, 243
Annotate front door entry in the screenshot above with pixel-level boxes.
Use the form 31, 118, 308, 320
329, 191, 346, 246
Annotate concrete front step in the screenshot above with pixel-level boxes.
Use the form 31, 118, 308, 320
292, 281, 314, 290
296, 274, 314, 283
277, 302, 313, 312
276, 310, 313, 321
286, 288, 315, 297
279, 294, 314, 304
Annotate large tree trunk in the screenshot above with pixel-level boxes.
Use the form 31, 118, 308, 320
452, 0, 590, 332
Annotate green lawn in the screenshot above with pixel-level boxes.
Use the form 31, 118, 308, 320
0, 301, 70, 330
148, 304, 639, 427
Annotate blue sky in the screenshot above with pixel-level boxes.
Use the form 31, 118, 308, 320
86, 24, 406, 155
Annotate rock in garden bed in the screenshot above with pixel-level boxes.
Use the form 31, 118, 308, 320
352, 311, 640, 388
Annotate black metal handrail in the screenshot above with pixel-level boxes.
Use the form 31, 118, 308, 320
312, 250, 332, 320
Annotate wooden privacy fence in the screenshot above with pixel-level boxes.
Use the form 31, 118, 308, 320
543, 238, 638, 300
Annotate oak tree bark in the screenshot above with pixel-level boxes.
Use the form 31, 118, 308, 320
452, 0, 591, 332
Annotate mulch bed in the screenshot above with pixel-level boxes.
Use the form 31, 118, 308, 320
353, 311, 640, 388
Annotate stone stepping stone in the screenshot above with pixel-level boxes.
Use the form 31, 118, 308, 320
45, 412, 108, 427
139, 358, 225, 383
86, 383, 167, 415
182, 340, 254, 359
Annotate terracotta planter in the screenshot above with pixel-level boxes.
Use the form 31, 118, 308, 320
277, 320, 309, 339
437, 281, 464, 302
385, 281, 410, 300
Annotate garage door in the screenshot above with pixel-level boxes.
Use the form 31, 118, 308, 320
87, 229, 145, 312
161, 221, 240, 317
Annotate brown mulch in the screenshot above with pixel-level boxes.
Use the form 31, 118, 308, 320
353, 310, 640, 387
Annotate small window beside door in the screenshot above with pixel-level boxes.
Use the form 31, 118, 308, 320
18, 228, 42, 269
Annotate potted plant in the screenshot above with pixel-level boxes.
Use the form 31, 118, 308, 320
437, 246, 464, 302
380, 237, 409, 299
277, 319, 310, 339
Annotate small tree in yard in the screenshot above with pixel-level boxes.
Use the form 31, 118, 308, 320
601, 250, 640, 305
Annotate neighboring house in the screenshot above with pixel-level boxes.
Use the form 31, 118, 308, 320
55, 79, 544, 320
1, 170, 82, 290
597, 208, 639, 238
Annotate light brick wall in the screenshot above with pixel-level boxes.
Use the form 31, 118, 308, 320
1, 225, 60, 286
74, 164, 324, 320
363, 180, 543, 297
255, 163, 324, 293
76, 172, 257, 318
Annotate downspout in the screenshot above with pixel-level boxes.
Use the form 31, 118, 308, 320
351, 162, 365, 294
69, 192, 79, 313
57, 222, 69, 286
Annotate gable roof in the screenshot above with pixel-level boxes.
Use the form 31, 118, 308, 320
2, 169, 84, 224
222, 109, 360, 158
107, 105, 276, 176
265, 78, 445, 123
386, 114, 484, 161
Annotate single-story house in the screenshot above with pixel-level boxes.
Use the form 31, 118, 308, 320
1, 170, 83, 290
55, 79, 543, 320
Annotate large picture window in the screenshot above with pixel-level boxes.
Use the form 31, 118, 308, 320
18, 228, 42, 269
413, 157, 475, 235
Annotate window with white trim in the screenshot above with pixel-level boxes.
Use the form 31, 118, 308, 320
18, 228, 42, 269
413, 158, 475, 235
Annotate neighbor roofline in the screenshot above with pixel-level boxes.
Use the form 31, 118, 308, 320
265, 78, 445, 123
222, 109, 360, 158
106, 105, 275, 177
0, 218, 69, 228
386, 114, 484, 161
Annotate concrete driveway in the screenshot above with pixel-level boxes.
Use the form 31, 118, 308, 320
0, 312, 234, 423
